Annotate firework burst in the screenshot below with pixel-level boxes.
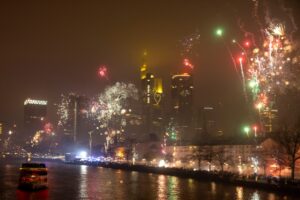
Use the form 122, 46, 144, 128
180, 31, 201, 56
246, 22, 300, 111
89, 82, 138, 150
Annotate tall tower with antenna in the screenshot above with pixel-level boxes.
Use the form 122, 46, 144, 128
139, 51, 164, 139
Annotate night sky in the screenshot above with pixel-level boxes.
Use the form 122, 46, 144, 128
0, 0, 299, 134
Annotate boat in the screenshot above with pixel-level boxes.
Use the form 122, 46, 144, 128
18, 163, 48, 190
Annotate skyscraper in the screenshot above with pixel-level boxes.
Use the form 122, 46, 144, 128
61, 94, 90, 145
24, 98, 47, 138
171, 73, 194, 126
139, 51, 164, 137
170, 72, 194, 143
140, 51, 163, 106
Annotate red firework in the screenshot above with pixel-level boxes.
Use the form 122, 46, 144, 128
44, 122, 53, 134
98, 65, 108, 79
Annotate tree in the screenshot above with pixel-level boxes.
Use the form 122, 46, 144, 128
190, 147, 205, 169
271, 146, 287, 177
203, 146, 214, 171
255, 149, 270, 176
214, 146, 232, 172
274, 126, 300, 180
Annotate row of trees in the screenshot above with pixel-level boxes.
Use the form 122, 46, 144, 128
190, 146, 232, 172
189, 125, 300, 180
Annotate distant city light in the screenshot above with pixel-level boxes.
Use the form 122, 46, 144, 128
24, 98, 47, 105
158, 160, 166, 167
171, 73, 191, 79
77, 151, 88, 159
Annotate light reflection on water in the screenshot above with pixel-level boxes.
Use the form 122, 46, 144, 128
167, 176, 179, 200
0, 160, 298, 200
211, 182, 217, 195
79, 165, 88, 199
251, 191, 260, 200
157, 175, 167, 200
236, 187, 244, 200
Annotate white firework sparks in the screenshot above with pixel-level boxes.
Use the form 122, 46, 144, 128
246, 22, 300, 112
91, 82, 138, 125
89, 82, 138, 150
57, 94, 71, 126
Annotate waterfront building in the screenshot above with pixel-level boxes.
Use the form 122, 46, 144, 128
165, 137, 300, 178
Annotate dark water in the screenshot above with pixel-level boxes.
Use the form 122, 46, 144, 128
0, 159, 298, 200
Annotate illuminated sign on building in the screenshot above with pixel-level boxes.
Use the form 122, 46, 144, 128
24, 98, 48, 106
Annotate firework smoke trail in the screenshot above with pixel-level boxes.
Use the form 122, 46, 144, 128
239, 57, 248, 101
225, 42, 241, 83
279, 0, 298, 36
238, 19, 257, 47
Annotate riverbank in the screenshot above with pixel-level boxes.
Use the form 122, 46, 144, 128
66, 160, 300, 196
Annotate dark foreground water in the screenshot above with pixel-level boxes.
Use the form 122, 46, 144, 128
0, 159, 298, 200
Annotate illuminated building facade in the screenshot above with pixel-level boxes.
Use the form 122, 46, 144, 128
140, 52, 163, 106
139, 52, 164, 137
24, 98, 47, 138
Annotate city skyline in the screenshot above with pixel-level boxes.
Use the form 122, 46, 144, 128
1, 2, 300, 198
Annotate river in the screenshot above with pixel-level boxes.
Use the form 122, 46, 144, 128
0, 158, 298, 200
